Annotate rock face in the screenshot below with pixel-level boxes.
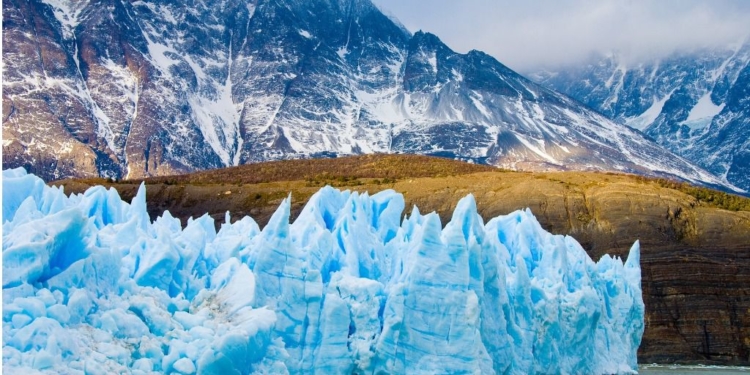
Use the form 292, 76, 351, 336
1, 0, 737, 192
531, 41, 750, 191
54, 156, 750, 365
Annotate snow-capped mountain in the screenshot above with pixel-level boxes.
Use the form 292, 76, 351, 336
1, 0, 738, 192
531, 41, 750, 191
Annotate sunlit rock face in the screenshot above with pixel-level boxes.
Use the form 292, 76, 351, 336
2, 168, 644, 374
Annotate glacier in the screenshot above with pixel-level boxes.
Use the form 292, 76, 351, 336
1, 167, 644, 374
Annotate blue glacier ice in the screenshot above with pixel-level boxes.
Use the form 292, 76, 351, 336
2, 168, 645, 374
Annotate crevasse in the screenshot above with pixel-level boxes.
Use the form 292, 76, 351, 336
2, 168, 644, 374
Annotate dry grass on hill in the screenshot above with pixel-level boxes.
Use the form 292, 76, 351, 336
141, 154, 499, 185
58, 154, 750, 214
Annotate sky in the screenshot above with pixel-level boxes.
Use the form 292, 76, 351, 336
371, 0, 750, 72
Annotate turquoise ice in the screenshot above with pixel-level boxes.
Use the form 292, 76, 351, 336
2, 168, 644, 374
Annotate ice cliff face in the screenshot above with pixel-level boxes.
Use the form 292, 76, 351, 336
1, 0, 734, 192
531, 41, 750, 192
2, 167, 645, 374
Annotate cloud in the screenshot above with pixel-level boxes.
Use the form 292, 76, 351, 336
372, 0, 750, 71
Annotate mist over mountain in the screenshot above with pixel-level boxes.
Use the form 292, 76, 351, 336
373, 0, 750, 71
532, 40, 750, 191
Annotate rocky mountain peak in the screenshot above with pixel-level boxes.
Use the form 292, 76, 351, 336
2, 0, 741, 194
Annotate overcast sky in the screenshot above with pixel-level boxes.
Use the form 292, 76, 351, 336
372, 0, 750, 72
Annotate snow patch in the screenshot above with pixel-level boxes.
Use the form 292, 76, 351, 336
188, 92, 238, 167
145, 41, 179, 75
515, 134, 560, 165
452, 69, 464, 82
336, 47, 348, 61
40, 0, 89, 38
470, 92, 490, 119
428, 53, 437, 74
101, 59, 138, 104
625, 94, 670, 130
160, 5, 178, 24
686, 93, 725, 123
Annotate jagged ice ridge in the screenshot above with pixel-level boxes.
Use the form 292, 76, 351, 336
2, 168, 644, 374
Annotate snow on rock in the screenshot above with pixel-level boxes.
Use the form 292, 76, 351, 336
685, 94, 726, 124
2, 168, 645, 374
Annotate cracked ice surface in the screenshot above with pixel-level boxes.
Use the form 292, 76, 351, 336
2, 168, 644, 374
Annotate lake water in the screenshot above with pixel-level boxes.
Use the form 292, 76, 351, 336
639, 364, 750, 374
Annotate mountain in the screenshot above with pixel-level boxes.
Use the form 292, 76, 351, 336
1, 0, 737, 192
530, 41, 750, 191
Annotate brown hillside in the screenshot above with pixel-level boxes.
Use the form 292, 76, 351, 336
53, 154, 750, 365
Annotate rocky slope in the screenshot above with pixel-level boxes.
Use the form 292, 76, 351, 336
1, 0, 737, 192
531, 41, 750, 191
55, 155, 750, 365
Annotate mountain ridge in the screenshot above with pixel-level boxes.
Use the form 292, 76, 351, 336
530, 40, 750, 191
2, 0, 740, 193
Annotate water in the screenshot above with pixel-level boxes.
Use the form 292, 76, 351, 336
639, 364, 750, 374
